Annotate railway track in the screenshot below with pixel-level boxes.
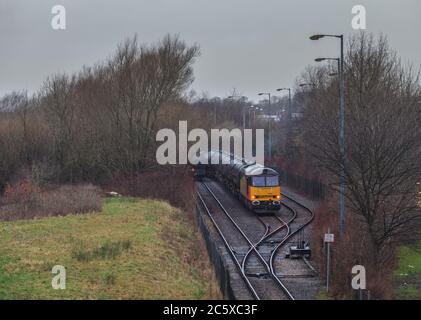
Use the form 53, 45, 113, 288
271, 193, 317, 275
197, 180, 318, 300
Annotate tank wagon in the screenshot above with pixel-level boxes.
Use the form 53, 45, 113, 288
196, 151, 281, 212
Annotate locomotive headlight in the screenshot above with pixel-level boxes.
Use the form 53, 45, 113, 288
251, 195, 256, 200
275, 195, 280, 199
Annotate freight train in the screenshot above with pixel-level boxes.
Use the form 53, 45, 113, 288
194, 151, 281, 213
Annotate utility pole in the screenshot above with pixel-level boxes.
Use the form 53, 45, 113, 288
269, 95, 272, 159
214, 104, 217, 126
339, 35, 345, 238
277, 88, 292, 120
258, 92, 272, 160
228, 94, 247, 130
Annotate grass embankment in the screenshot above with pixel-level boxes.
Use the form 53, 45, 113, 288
395, 244, 421, 299
0, 197, 217, 299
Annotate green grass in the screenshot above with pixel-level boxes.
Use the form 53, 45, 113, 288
315, 290, 331, 300
395, 244, 421, 299
0, 197, 213, 299
71, 240, 132, 262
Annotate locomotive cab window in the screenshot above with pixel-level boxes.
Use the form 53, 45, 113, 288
251, 176, 266, 187
250, 176, 279, 187
266, 176, 279, 187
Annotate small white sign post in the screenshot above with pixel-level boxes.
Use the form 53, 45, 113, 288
324, 229, 334, 292
324, 233, 334, 243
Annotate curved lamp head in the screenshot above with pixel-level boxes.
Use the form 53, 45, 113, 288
310, 34, 325, 41
299, 83, 317, 88
315, 58, 326, 62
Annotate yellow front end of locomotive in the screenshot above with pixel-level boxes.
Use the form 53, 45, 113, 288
248, 186, 281, 201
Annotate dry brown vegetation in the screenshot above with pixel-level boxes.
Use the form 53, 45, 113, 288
312, 198, 397, 299
0, 180, 101, 221
104, 166, 196, 213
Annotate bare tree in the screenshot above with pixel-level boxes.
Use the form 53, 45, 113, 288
0, 34, 200, 186
107, 34, 200, 172
301, 34, 421, 270
0, 91, 36, 163
41, 74, 77, 180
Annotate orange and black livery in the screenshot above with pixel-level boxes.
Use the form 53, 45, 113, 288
197, 151, 281, 213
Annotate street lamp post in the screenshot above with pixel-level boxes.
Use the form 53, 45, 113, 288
248, 105, 254, 128
249, 105, 260, 127
257, 107, 263, 126
213, 104, 217, 126
258, 92, 272, 160
315, 57, 340, 78
228, 95, 247, 130
252, 106, 263, 127
315, 57, 341, 97
299, 83, 316, 88
311, 34, 345, 237
277, 88, 292, 120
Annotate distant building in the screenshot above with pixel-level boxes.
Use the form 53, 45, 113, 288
256, 114, 281, 122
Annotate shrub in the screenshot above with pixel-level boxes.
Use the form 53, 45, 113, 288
105, 166, 195, 213
37, 184, 102, 217
0, 181, 102, 221
311, 197, 397, 299
3, 179, 36, 205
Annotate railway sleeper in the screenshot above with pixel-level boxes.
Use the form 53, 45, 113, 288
230, 247, 251, 256
245, 272, 271, 279
262, 239, 283, 244
276, 274, 316, 279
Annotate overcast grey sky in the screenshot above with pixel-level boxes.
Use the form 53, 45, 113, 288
1, 0, 420, 101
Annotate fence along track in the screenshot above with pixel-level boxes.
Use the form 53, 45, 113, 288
196, 190, 260, 299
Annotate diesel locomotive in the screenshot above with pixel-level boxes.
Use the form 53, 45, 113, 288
195, 151, 281, 212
